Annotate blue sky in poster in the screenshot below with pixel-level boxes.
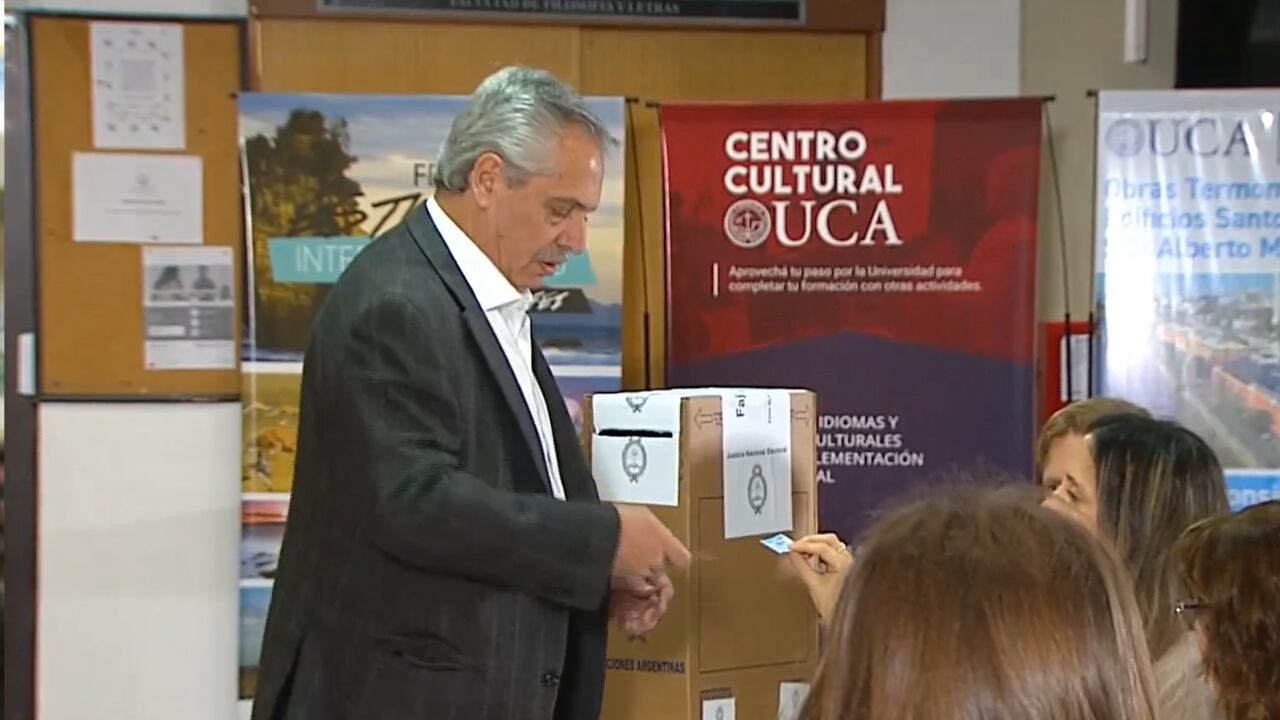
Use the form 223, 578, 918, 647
238, 93, 627, 305
238, 583, 271, 668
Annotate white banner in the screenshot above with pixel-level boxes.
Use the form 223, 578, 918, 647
1093, 89, 1280, 497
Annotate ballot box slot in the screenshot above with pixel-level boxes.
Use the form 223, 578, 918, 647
596, 429, 675, 439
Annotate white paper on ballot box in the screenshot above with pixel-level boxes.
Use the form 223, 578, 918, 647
590, 391, 686, 507
702, 696, 735, 720
590, 388, 796, 530
721, 389, 793, 539
779, 682, 810, 720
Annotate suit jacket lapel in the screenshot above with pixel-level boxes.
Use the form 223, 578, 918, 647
531, 342, 600, 503
406, 206, 553, 496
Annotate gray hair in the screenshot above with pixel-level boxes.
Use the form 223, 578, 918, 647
433, 66, 619, 192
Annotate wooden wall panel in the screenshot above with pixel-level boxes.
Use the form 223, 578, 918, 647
252, 18, 872, 389
618, 102, 666, 390
252, 19, 581, 92
579, 29, 867, 100
250, 0, 885, 34
34, 18, 243, 397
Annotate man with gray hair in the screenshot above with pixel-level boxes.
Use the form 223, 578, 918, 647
252, 67, 690, 720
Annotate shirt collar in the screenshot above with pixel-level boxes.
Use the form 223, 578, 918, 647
426, 196, 531, 313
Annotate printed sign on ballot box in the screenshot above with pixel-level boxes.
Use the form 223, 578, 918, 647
722, 389, 793, 539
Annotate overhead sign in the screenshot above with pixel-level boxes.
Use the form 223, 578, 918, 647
322, 0, 806, 24
247, 0, 885, 31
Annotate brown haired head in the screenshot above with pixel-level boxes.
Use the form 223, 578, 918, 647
1085, 415, 1229, 660
1175, 500, 1280, 720
1036, 397, 1150, 480
800, 485, 1157, 720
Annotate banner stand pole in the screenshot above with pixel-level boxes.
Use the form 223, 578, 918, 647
1043, 99, 1075, 403
649, 101, 667, 389
626, 98, 654, 389
1085, 89, 1102, 397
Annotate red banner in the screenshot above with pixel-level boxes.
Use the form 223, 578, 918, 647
661, 100, 1043, 539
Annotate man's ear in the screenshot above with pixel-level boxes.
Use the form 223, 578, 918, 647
470, 152, 505, 209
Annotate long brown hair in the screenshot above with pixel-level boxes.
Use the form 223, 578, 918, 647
1086, 415, 1230, 660
1176, 500, 1280, 720
801, 486, 1157, 720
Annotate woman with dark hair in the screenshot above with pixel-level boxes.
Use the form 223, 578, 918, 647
1042, 414, 1229, 720
794, 486, 1158, 720
1175, 500, 1280, 720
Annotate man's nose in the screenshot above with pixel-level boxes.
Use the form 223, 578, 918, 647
561, 215, 588, 254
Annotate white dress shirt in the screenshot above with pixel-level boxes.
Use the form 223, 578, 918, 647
426, 197, 566, 501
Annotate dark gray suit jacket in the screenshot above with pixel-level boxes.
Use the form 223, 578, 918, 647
251, 206, 621, 720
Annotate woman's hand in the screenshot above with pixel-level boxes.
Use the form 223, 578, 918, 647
787, 533, 853, 623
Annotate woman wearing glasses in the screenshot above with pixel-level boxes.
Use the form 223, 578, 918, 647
1174, 500, 1280, 720
1042, 414, 1229, 720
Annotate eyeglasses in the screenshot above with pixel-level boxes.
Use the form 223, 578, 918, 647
1174, 599, 1210, 631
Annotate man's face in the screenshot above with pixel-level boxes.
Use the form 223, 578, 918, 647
479, 123, 604, 292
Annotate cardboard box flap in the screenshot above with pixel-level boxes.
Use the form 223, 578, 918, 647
591, 388, 813, 436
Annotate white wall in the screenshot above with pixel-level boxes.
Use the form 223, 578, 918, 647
882, 0, 1022, 99
38, 402, 242, 720
882, 0, 1180, 321
6, 0, 246, 15
1023, 0, 1180, 319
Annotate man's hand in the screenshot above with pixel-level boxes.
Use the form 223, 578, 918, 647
610, 504, 691, 595
609, 572, 674, 639
786, 533, 853, 623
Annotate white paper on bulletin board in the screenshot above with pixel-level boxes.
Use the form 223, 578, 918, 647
73, 152, 203, 244
90, 21, 186, 150
141, 245, 236, 370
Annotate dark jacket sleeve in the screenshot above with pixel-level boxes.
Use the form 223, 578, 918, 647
343, 291, 620, 612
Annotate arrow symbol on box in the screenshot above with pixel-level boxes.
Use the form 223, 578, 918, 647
693, 409, 721, 429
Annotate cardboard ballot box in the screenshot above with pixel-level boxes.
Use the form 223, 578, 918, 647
582, 388, 820, 720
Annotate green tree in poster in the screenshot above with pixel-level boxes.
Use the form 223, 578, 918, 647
245, 109, 364, 354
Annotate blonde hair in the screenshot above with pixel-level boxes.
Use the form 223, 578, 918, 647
801, 485, 1158, 720
1036, 397, 1150, 479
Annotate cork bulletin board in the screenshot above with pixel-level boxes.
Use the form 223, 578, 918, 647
33, 16, 244, 398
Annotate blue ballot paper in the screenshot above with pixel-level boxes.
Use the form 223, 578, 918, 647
760, 533, 794, 554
